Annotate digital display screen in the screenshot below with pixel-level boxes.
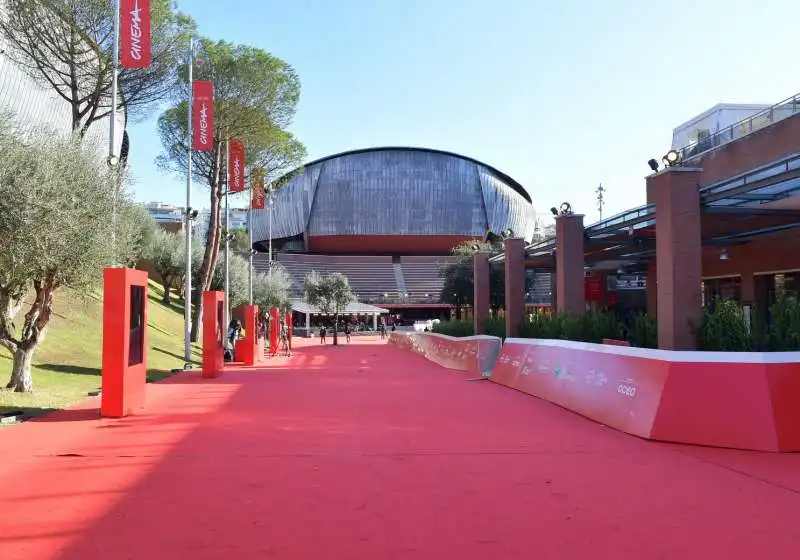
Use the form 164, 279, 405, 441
128, 285, 145, 366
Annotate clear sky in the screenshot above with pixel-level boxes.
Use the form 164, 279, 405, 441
127, 0, 800, 224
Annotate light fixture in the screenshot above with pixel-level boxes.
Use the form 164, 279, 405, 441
550, 206, 559, 216
720, 248, 730, 261
616, 265, 625, 275
647, 158, 659, 172
502, 228, 514, 238
106, 155, 119, 168
558, 202, 573, 216
662, 149, 682, 167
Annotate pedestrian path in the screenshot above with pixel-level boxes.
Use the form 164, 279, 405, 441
0, 335, 799, 559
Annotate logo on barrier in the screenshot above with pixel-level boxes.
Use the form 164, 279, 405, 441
585, 369, 608, 388
617, 379, 638, 398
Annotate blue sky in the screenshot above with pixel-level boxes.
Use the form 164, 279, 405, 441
127, 0, 800, 223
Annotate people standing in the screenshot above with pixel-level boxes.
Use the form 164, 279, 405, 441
344, 322, 351, 344
319, 324, 327, 344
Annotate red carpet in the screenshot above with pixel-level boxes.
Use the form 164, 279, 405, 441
1, 335, 800, 559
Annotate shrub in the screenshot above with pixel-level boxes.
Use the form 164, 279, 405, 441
696, 298, 752, 351
766, 293, 800, 351
484, 316, 506, 338
629, 312, 658, 348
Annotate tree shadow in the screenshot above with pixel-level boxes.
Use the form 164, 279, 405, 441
0, 405, 57, 423
38, 364, 101, 376
151, 347, 200, 362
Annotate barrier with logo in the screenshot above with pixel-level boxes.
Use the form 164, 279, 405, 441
492, 338, 800, 452
389, 332, 501, 377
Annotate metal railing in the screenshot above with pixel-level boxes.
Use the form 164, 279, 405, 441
676, 93, 800, 164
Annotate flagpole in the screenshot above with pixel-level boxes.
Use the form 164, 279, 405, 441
183, 37, 194, 366
108, 0, 121, 266
248, 187, 254, 304
224, 139, 231, 332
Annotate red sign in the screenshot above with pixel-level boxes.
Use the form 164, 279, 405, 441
585, 275, 605, 302
120, 0, 151, 69
228, 140, 245, 192
191, 81, 214, 151
251, 168, 265, 209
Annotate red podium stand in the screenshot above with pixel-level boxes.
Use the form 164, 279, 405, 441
237, 304, 262, 366
101, 268, 148, 418
202, 291, 225, 378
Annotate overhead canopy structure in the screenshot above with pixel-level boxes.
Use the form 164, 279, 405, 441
289, 300, 390, 315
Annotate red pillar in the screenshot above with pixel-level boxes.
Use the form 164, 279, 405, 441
651, 168, 703, 350
202, 291, 225, 378
285, 312, 293, 352
238, 304, 259, 366
555, 214, 585, 314
504, 238, 526, 337
473, 252, 491, 335
101, 268, 149, 418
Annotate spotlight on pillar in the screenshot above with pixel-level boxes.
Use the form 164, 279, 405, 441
558, 202, 573, 216
647, 158, 659, 172
550, 206, 559, 216
502, 228, 514, 238
662, 149, 682, 168
720, 248, 731, 261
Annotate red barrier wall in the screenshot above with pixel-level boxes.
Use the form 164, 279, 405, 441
492, 338, 800, 452
101, 268, 148, 418
388, 332, 501, 378
202, 291, 225, 378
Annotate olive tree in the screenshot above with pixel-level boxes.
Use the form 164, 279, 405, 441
253, 264, 292, 313
303, 271, 354, 346
146, 229, 184, 303
0, 122, 139, 391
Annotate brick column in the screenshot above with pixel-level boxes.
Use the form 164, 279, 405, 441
472, 252, 491, 335
504, 239, 526, 337
651, 168, 703, 350
646, 260, 657, 318
555, 214, 585, 314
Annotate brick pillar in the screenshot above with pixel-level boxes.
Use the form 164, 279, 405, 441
473, 252, 491, 335
646, 260, 657, 318
651, 168, 703, 350
555, 214, 585, 314
504, 239, 525, 337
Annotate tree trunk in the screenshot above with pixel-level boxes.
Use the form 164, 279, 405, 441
190, 145, 224, 342
7, 345, 35, 393
5, 275, 56, 393
332, 312, 339, 346
0, 286, 25, 352
160, 274, 172, 304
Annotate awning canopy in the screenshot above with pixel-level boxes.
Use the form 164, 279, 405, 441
289, 299, 390, 315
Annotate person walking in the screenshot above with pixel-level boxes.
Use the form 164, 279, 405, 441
319, 324, 327, 345
344, 322, 351, 344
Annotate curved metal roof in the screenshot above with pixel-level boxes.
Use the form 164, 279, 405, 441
276, 146, 532, 204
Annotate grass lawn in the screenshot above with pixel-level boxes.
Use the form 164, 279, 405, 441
0, 281, 202, 421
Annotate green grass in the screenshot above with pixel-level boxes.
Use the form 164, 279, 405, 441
0, 281, 202, 421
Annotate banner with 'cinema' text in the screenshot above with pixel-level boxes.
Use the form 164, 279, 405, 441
192, 81, 214, 151
120, 0, 151, 69
251, 168, 265, 209
228, 140, 246, 192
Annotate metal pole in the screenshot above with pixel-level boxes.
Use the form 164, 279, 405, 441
109, 0, 121, 266
268, 186, 273, 274
248, 200, 254, 304
183, 37, 194, 366
224, 139, 231, 331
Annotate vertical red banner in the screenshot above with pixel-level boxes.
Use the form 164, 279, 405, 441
120, 0, 151, 69
228, 140, 246, 192
251, 167, 265, 209
192, 81, 214, 151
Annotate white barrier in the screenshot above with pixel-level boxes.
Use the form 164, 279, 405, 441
389, 331, 502, 377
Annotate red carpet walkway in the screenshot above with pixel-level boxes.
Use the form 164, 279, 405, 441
1, 336, 800, 559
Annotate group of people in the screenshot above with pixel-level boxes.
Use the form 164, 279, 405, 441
317, 320, 395, 344
225, 316, 291, 361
